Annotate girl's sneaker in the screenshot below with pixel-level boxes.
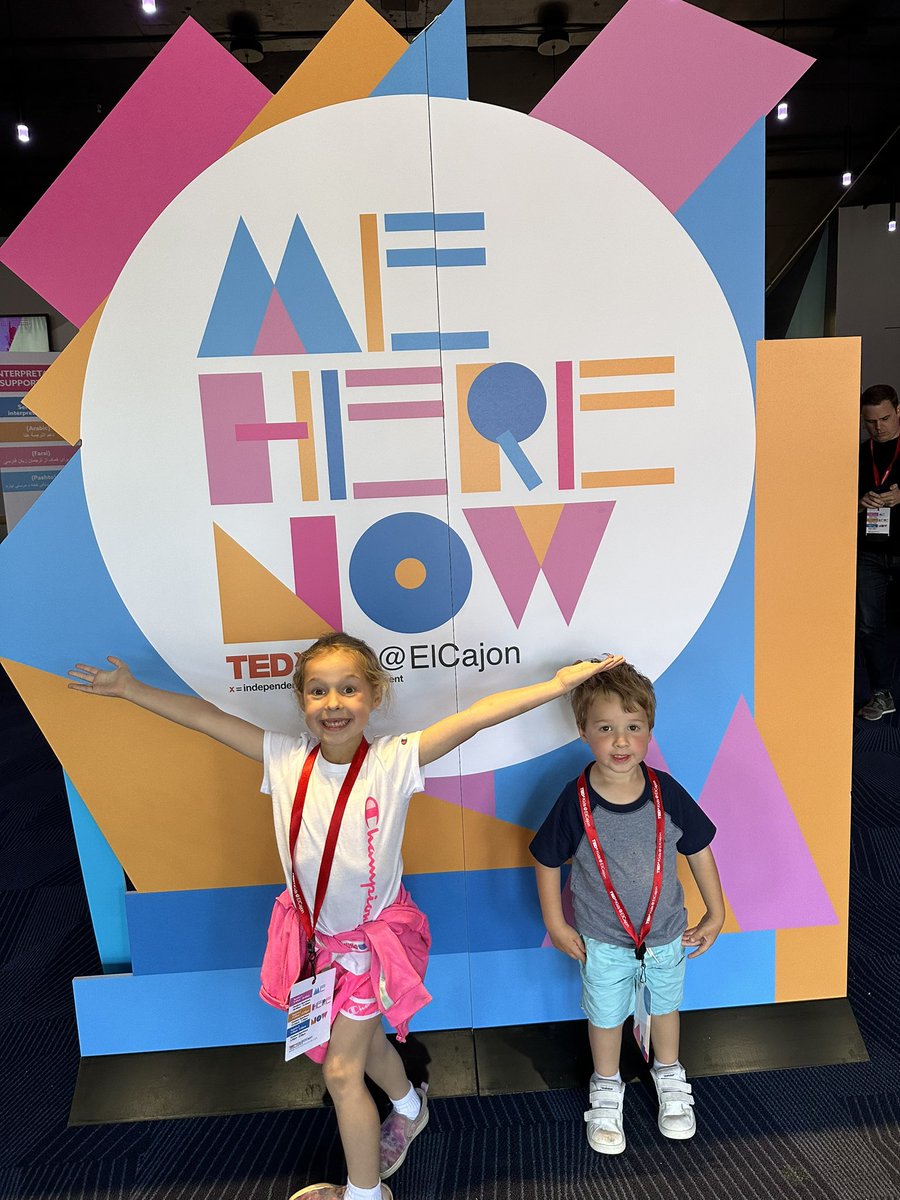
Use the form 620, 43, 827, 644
583, 1077, 626, 1154
379, 1084, 430, 1179
651, 1063, 696, 1139
290, 1187, 393, 1200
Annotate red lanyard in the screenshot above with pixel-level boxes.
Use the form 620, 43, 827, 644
577, 766, 665, 960
870, 437, 900, 488
289, 736, 369, 972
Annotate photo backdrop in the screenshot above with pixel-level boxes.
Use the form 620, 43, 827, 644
0, 0, 859, 1056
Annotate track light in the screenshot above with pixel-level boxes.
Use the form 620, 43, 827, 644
16, 122, 30, 144
842, 170, 852, 187
777, 100, 788, 121
141, 0, 158, 14
890, 202, 897, 234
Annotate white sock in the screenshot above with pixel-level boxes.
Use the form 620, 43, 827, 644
345, 1181, 382, 1200
653, 1059, 681, 1075
391, 1081, 421, 1120
592, 1070, 622, 1084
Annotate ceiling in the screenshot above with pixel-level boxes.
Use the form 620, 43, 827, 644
1, 1, 899, 289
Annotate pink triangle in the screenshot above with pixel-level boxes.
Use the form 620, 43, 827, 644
541, 502, 616, 623
254, 288, 306, 355
698, 697, 838, 931
463, 508, 541, 627
422, 771, 495, 818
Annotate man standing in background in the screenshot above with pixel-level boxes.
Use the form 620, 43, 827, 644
857, 384, 900, 720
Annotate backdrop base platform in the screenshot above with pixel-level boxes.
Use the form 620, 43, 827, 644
69, 997, 866, 1125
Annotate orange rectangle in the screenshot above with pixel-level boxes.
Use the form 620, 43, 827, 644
579, 356, 675, 377
359, 213, 385, 354
581, 468, 674, 489
580, 390, 675, 411
755, 337, 860, 1002
292, 371, 318, 502
456, 364, 500, 493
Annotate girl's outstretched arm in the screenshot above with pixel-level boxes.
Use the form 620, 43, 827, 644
68, 656, 265, 762
418, 654, 623, 767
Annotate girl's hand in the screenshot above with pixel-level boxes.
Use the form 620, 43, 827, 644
68, 656, 134, 699
547, 922, 587, 963
555, 654, 624, 693
682, 911, 724, 959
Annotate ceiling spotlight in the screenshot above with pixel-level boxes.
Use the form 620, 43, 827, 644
16, 122, 30, 144
141, 0, 157, 13
777, 100, 788, 121
842, 170, 852, 187
537, 31, 570, 57
890, 202, 897, 234
230, 34, 264, 64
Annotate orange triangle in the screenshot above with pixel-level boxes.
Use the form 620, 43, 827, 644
23, 299, 106, 445
213, 523, 335, 644
231, 0, 408, 149
402, 791, 537, 874
514, 504, 564, 565
677, 855, 741, 933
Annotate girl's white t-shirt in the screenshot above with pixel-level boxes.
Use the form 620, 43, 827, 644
261, 730, 424, 951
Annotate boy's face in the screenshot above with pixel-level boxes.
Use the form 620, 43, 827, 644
579, 692, 651, 777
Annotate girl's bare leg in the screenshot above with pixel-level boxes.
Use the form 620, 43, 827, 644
364, 1024, 412, 1102
322, 1014, 384, 1188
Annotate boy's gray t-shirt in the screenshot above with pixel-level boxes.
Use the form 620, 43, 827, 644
530, 764, 716, 948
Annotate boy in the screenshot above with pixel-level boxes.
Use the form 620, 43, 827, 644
530, 662, 724, 1154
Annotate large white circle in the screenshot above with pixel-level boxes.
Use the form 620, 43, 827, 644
82, 95, 754, 773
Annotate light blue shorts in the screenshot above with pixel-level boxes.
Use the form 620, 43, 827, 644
581, 933, 686, 1028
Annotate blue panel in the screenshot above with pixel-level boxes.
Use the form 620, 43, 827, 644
653, 508, 754, 797
681, 931, 775, 1010
64, 773, 130, 973
675, 119, 764, 385
463, 867, 548, 953
198, 217, 273, 357
402, 871, 469, 954
0, 454, 192, 692
371, 0, 468, 101
386, 248, 486, 268
276, 217, 360, 353
494, 736, 591, 829
74, 954, 472, 1054
384, 212, 485, 233
126, 885, 280, 975
322, 369, 346, 501
391, 331, 489, 351
371, 36, 428, 98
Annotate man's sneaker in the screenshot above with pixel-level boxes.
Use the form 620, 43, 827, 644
583, 1077, 626, 1154
859, 690, 896, 721
652, 1064, 696, 1140
379, 1084, 429, 1179
290, 1186, 393, 1200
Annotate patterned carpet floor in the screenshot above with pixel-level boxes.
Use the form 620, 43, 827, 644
2, 664, 900, 1200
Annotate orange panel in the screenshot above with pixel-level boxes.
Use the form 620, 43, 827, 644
580, 356, 675, 377
292, 371, 319, 501
19, 300, 106, 445
580, 390, 675, 411
359, 214, 385, 353
755, 337, 860, 1001
3, 659, 280, 892
581, 468, 674, 489
402, 792, 465, 873
456, 363, 501, 492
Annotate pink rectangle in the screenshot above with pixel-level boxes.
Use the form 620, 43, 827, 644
0, 20, 270, 326
199, 374, 272, 505
556, 361, 575, 490
235, 422, 309, 441
347, 402, 443, 421
352, 479, 448, 499
0, 445, 76, 468
345, 367, 443, 387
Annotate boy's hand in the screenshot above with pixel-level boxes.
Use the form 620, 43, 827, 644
68, 656, 134, 700
555, 655, 624, 693
547, 922, 587, 963
682, 912, 724, 958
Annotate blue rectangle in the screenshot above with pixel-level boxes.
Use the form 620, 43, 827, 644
384, 212, 485, 232
391, 331, 489, 352
321, 369, 346, 501
403, 871, 469, 953
73, 953, 472, 1054
386, 248, 486, 268
463, 867, 548, 953
1, 469, 59, 492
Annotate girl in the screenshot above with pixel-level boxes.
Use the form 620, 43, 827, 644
69, 634, 621, 1200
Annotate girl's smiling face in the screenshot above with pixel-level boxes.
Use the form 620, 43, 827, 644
300, 649, 381, 762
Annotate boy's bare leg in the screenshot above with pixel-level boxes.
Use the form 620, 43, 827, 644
322, 1013, 383, 1188
649, 1010, 680, 1066
588, 1022, 625, 1076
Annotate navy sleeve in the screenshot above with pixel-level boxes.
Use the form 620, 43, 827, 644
658, 772, 716, 855
529, 777, 585, 867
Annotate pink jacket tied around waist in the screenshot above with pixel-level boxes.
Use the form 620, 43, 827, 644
259, 883, 431, 1054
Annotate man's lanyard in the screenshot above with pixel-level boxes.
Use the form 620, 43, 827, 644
577, 766, 665, 960
289, 736, 369, 974
869, 437, 900, 489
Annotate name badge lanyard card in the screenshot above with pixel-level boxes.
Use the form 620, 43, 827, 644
577, 766, 665, 1059
284, 737, 369, 1061
866, 438, 900, 538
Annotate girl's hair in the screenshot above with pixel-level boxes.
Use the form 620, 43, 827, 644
292, 632, 392, 704
570, 661, 656, 730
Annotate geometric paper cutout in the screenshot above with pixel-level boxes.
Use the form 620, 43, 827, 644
213, 523, 335, 644
198, 218, 284, 357
698, 696, 838, 931
274, 216, 361, 354
372, 0, 468, 101
0, 20, 271, 326
231, 0, 409, 148
17, 302, 106, 445
199, 373, 273, 504
403, 790, 536, 875
290, 515, 343, 630
531, 0, 814, 213
254, 289, 307, 355
422, 770, 496, 818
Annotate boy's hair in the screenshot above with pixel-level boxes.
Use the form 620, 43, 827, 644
292, 632, 392, 704
570, 661, 656, 730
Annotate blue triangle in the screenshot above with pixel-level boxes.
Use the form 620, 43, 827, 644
372, 0, 468, 100
274, 216, 360, 353
198, 218, 275, 357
